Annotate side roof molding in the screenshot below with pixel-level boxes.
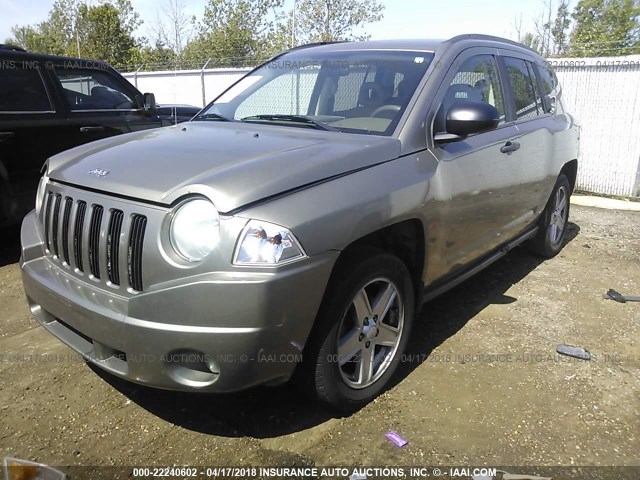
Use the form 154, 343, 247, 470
0, 44, 27, 52
442, 34, 542, 57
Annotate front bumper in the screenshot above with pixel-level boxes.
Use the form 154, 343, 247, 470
20, 210, 338, 392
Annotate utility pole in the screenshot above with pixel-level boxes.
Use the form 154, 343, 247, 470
291, 0, 297, 48
76, 24, 80, 57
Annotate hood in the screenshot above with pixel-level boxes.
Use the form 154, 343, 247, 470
48, 122, 401, 213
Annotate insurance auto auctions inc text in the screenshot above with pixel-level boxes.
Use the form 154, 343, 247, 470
251, 466, 497, 478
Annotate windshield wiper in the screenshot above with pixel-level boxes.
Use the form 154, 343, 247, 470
240, 114, 338, 131
193, 112, 236, 122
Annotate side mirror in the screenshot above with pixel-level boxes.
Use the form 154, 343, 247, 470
434, 101, 500, 143
143, 92, 156, 111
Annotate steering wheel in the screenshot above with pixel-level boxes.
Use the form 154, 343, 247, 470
359, 82, 387, 107
370, 104, 401, 118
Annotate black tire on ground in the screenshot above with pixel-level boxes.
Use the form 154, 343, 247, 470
301, 250, 415, 411
526, 173, 571, 258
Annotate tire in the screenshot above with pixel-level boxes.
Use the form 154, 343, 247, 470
301, 250, 415, 411
526, 174, 571, 258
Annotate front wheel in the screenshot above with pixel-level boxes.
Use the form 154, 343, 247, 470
526, 173, 571, 258
302, 251, 415, 411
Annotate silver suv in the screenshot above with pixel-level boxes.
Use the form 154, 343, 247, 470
20, 35, 579, 410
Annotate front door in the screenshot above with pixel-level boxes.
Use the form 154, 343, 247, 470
426, 50, 525, 278
49, 66, 161, 148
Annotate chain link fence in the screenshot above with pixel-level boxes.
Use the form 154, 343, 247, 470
551, 58, 640, 197
121, 55, 640, 197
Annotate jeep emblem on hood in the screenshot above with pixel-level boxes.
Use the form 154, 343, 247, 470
88, 168, 109, 177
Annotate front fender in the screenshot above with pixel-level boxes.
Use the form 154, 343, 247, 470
237, 151, 438, 256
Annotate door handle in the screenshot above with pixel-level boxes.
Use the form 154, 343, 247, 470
80, 126, 106, 133
0, 131, 15, 142
500, 141, 520, 154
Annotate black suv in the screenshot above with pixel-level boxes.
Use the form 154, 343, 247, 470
0, 45, 199, 227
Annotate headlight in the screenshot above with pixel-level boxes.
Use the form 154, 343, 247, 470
169, 199, 220, 262
35, 174, 48, 216
234, 220, 306, 266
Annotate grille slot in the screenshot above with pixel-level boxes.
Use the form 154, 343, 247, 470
106, 210, 124, 285
88, 205, 104, 278
128, 214, 147, 292
61, 197, 73, 264
73, 201, 87, 272
51, 194, 62, 257
43, 192, 53, 252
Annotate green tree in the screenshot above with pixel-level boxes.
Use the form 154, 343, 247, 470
138, 40, 179, 70
569, 0, 640, 56
551, 0, 572, 55
6, 0, 143, 68
183, 0, 283, 67
522, 32, 542, 53
261, 9, 293, 56
76, 2, 141, 68
293, 0, 384, 44
7, 25, 47, 52
8, 0, 76, 55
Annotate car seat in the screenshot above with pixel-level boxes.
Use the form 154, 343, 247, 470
434, 83, 483, 133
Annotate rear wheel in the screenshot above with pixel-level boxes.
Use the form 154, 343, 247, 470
526, 174, 571, 258
302, 251, 414, 411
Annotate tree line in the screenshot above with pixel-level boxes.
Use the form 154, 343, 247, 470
4, 0, 640, 72
516, 0, 639, 57
4, 0, 383, 71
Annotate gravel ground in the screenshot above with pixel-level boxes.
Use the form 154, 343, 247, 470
0, 204, 638, 479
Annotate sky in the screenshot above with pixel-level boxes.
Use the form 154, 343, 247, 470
0, 0, 548, 46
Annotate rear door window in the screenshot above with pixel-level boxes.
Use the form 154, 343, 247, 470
502, 57, 542, 120
0, 65, 52, 112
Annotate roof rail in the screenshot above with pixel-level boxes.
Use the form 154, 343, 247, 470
0, 44, 27, 52
287, 41, 349, 52
444, 34, 539, 55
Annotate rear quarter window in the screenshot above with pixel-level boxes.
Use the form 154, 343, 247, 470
537, 64, 559, 114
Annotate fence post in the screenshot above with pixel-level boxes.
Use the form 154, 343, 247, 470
201, 59, 211, 107
133, 64, 144, 89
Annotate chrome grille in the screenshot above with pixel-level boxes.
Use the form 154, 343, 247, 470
88, 205, 103, 278
73, 201, 87, 272
51, 194, 62, 256
107, 209, 124, 285
43, 192, 54, 252
128, 215, 147, 292
43, 189, 148, 292
61, 197, 72, 264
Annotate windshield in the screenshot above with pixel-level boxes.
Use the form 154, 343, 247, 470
195, 50, 434, 136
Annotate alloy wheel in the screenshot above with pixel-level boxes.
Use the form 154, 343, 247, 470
549, 185, 568, 246
336, 277, 404, 389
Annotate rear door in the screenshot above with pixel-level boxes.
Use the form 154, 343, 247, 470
0, 61, 67, 225
497, 53, 562, 215
48, 65, 161, 146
